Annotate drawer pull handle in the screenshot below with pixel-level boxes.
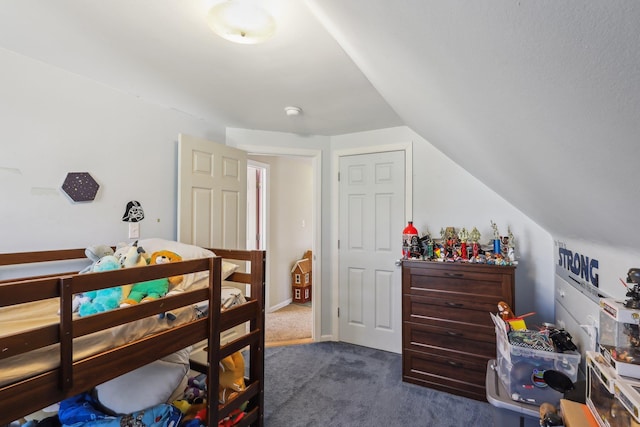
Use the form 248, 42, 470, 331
448, 360, 463, 368
445, 302, 464, 308
446, 331, 463, 337
444, 272, 464, 277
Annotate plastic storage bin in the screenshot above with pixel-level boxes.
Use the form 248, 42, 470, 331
486, 360, 540, 427
492, 313, 581, 406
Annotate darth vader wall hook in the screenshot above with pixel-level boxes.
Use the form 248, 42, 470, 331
122, 200, 144, 222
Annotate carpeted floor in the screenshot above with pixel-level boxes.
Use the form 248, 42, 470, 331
265, 303, 311, 343
264, 341, 495, 427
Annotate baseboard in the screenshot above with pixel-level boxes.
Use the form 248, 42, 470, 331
268, 298, 293, 313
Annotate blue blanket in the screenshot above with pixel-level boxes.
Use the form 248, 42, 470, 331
58, 393, 182, 427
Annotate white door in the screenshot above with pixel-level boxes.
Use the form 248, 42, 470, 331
177, 133, 247, 250
338, 151, 405, 353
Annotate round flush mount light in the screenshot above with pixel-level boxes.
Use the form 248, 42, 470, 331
284, 106, 302, 116
207, 0, 276, 45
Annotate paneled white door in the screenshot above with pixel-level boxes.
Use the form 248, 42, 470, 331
338, 150, 405, 353
177, 134, 247, 250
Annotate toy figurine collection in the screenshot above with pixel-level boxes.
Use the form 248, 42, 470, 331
402, 220, 517, 265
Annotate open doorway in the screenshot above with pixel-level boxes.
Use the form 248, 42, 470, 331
247, 155, 313, 347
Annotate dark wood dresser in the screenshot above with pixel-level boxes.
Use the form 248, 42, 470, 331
401, 260, 515, 401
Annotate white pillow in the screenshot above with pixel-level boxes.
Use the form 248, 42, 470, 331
94, 357, 189, 415
133, 238, 239, 290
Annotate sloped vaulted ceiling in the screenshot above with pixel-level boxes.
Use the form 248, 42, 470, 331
307, 0, 640, 251
1, 1, 638, 250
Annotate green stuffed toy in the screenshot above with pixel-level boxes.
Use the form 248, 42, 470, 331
78, 255, 124, 317
119, 249, 172, 306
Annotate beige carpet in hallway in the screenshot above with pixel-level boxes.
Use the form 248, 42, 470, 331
265, 303, 312, 345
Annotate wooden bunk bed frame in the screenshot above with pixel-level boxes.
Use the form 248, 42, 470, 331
0, 247, 266, 427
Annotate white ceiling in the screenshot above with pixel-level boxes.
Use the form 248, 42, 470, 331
0, 0, 402, 135
1, 0, 639, 249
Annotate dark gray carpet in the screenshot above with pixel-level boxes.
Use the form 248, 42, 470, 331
263, 342, 494, 427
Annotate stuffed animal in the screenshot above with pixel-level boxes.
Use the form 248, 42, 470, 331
149, 250, 184, 287
116, 241, 149, 305
79, 244, 115, 274
157, 251, 186, 320
78, 255, 125, 317
117, 241, 148, 269
69, 243, 112, 312
183, 373, 207, 402
218, 351, 246, 404
119, 250, 175, 306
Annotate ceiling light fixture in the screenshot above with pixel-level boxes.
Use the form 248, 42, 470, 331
284, 106, 302, 116
206, 0, 276, 45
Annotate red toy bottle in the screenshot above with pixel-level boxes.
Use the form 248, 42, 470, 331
402, 221, 418, 259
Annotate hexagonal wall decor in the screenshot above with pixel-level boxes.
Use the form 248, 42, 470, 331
61, 172, 100, 202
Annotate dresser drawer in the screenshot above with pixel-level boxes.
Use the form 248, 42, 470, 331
404, 321, 496, 359
403, 348, 488, 383
403, 349, 487, 400
402, 261, 515, 302
403, 294, 497, 332
405, 272, 504, 298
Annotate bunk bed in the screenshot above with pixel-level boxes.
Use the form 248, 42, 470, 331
0, 242, 266, 427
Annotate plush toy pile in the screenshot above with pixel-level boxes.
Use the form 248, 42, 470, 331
76, 241, 183, 317
172, 351, 248, 427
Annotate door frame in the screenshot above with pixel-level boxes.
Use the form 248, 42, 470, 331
236, 144, 322, 343
332, 142, 413, 341
247, 159, 269, 252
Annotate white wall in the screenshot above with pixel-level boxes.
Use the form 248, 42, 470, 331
0, 48, 226, 255
248, 154, 313, 311
331, 126, 555, 323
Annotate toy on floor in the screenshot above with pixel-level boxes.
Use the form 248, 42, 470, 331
174, 370, 248, 427
539, 402, 563, 426
218, 408, 245, 427
182, 408, 207, 427
184, 373, 207, 402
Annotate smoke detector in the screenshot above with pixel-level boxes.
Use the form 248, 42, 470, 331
284, 106, 302, 116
